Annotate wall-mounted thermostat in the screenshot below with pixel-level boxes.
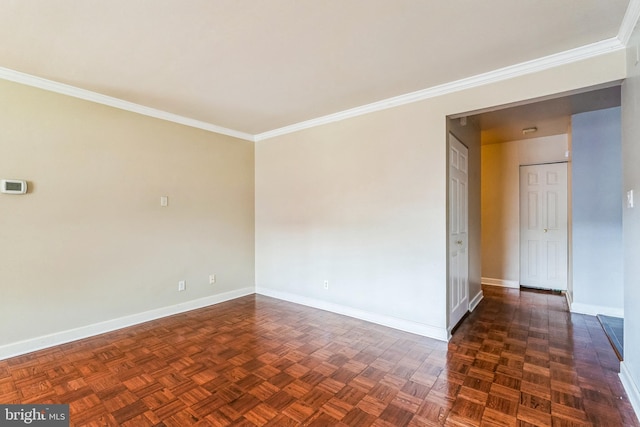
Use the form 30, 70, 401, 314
1, 179, 27, 194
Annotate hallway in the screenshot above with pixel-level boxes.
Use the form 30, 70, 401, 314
449, 286, 638, 426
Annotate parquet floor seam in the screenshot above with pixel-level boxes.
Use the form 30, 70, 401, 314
0, 286, 637, 426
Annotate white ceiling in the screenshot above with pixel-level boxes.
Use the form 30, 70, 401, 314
0, 1, 634, 137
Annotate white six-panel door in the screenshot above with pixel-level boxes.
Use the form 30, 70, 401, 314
520, 163, 568, 290
449, 134, 469, 330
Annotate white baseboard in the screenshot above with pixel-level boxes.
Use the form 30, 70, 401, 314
565, 290, 573, 309
469, 290, 484, 312
0, 287, 255, 361
481, 277, 519, 288
570, 302, 624, 318
620, 362, 640, 419
256, 287, 448, 342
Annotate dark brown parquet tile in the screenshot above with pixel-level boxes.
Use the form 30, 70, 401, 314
1, 286, 638, 426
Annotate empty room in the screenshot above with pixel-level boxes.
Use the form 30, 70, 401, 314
1, 1, 640, 426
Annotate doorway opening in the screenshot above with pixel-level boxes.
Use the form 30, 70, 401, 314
446, 84, 623, 334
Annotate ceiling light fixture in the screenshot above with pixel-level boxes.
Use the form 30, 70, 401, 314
522, 127, 538, 135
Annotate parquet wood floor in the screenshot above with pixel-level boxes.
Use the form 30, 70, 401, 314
0, 286, 637, 426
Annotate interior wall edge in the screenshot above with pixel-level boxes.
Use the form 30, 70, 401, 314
565, 290, 573, 309
620, 362, 640, 417
0, 287, 255, 361
255, 286, 448, 342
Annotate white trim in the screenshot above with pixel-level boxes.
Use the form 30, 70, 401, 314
254, 38, 624, 141
620, 362, 640, 418
1, 31, 632, 144
0, 66, 255, 142
256, 286, 448, 342
570, 302, 624, 318
469, 290, 484, 312
618, 0, 640, 46
565, 290, 573, 309
0, 287, 254, 361
482, 277, 520, 289
0, 37, 627, 143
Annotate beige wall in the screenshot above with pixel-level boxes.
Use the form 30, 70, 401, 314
256, 51, 626, 339
0, 46, 627, 353
256, 103, 448, 334
0, 79, 255, 349
481, 135, 569, 284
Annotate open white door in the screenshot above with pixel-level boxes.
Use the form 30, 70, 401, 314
449, 134, 469, 331
520, 163, 568, 290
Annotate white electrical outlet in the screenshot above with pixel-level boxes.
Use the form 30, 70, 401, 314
160, 196, 168, 207
178, 280, 186, 291
209, 274, 216, 284
323, 280, 329, 290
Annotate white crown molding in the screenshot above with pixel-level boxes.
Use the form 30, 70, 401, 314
1, 33, 630, 143
255, 38, 624, 141
256, 286, 448, 341
0, 66, 255, 142
0, 287, 254, 360
618, 0, 640, 46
